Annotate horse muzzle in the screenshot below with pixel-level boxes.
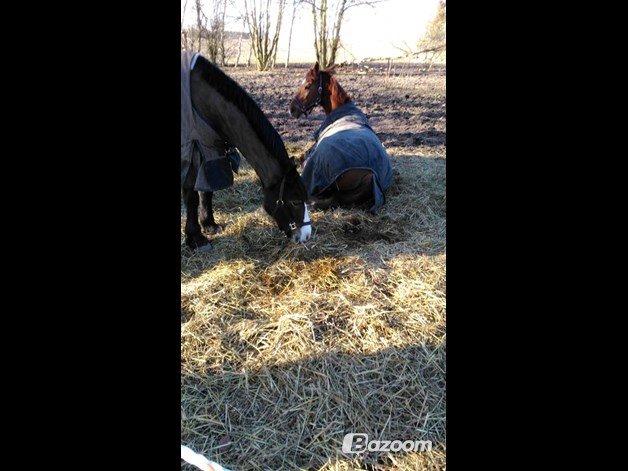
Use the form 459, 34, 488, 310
289, 99, 303, 118
288, 204, 312, 243
291, 223, 312, 243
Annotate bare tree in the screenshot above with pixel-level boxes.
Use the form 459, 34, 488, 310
395, 1, 445, 69
186, 0, 229, 63
195, 0, 205, 51
206, 0, 229, 63
234, 15, 247, 67
182, 0, 189, 29
181, 0, 190, 50
218, 0, 228, 64
305, 0, 383, 68
285, 0, 304, 67
243, 0, 287, 71
418, 0, 445, 67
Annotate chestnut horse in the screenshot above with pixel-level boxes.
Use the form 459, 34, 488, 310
289, 63, 392, 212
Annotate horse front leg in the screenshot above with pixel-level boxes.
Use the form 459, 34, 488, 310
183, 188, 211, 251
199, 191, 224, 234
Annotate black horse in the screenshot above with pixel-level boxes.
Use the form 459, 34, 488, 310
182, 54, 312, 251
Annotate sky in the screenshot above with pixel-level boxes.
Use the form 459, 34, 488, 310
182, 0, 441, 62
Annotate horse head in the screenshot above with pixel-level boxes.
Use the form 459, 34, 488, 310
263, 164, 311, 243
290, 63, 338, 118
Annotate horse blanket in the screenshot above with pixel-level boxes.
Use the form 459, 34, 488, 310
181, 51, 240, 192
301, 103, 393, 212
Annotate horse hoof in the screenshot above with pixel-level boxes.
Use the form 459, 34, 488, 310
186, 235, 212, 252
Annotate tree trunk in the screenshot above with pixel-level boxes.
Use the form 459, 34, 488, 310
310, 0, 377, 68
311, 0, 333, 67
285, 1, 297, 67
311, 2, 320, 64
219, 0, 228, 65
244, 0, 286, 71
319, 0, 328, 67
328, 0, 347, 67
195, 0, 203, 52
235, 18, 245, 67
182, 0, 188, 29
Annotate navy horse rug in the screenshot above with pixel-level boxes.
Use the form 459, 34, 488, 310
301, 103, 393, 213
181, 51, 240, 192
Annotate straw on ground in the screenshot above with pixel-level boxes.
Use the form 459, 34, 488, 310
182, 65, 445, 471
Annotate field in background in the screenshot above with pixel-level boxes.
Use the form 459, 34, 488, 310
203, 31, 446, 66
181, 65, 446, 470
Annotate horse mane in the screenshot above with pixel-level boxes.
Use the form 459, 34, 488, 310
319, 66, 351, 108
192, 55, 292, 171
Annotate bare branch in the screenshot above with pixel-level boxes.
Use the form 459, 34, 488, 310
394, 44, 445, 57
342, 0, 385, 13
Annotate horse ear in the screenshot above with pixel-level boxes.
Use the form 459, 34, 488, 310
326, 65, 337, 75
313, 62, 320, 73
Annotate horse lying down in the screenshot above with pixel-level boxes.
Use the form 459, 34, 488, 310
181, 52, 312, 251
289, 63, 393, 213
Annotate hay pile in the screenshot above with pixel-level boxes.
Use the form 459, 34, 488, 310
181, 149, 446, 470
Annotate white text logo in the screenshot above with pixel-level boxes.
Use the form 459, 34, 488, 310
341, 433, 433, 454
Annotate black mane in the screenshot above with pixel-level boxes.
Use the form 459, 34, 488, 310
192, 56, 292, 172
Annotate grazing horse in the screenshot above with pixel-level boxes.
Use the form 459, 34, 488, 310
182, 52, 312, 251
289, 63, 393, 212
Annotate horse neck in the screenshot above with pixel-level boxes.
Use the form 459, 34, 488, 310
191, 72, 288, 188
322, 77, 351, 114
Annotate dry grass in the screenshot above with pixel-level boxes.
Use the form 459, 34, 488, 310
181, 67, 445, 470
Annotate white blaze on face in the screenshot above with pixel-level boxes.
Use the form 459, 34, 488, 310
294, 204, 312, 243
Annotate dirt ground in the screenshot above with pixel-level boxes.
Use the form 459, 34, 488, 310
181, 64, 446, 470
231, 63, 445, 159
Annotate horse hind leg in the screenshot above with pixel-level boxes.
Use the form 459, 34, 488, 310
334, 170, 375, 209
183, 188, 212, 251
199, 191, 224, 234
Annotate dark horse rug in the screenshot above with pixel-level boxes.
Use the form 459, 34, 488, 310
181, 51, 240, 191
301, 103, 393, 213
